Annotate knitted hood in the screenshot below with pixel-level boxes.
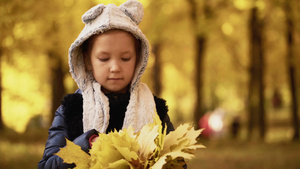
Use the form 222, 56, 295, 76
67, 0, 155, 133
69, 0, 149, 92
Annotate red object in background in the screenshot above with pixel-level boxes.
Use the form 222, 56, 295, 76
198, 113, 212, 138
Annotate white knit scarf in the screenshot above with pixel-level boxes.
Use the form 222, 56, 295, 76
81, 78, 155, 133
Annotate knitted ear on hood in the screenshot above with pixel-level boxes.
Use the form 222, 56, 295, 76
119, 0, 143, 25
82, 4, 105, 24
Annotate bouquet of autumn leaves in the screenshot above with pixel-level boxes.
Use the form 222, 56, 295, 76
56, 114, 205, 169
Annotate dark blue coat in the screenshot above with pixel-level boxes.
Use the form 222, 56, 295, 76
38, 90, 174, 169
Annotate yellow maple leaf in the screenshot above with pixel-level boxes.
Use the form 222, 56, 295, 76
152, 123, 205, 169
152, 148, 203, 169
111, 128, 140, 163
108, 159, 133, 169
147, 114, 167, 167
137, 124, 159, 161
138, 113, 161, 155
90, 132, 124, 169
56, 139, 91, 169
161, 123, 204, 155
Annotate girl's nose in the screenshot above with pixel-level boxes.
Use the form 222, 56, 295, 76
110, 60, 121, 72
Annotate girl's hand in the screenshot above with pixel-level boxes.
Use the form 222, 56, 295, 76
89, 134, 99, 148
91, 136, 99, 143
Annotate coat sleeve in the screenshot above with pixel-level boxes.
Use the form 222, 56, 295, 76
153, 95, 174, 134
38, 105, 98, 169
38, 105, 76, 169
163, 113, 175, 134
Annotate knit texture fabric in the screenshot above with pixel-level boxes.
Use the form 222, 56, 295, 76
68, 0, 155, 133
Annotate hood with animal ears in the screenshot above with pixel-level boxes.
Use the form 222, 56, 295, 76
68, 0, 149, 92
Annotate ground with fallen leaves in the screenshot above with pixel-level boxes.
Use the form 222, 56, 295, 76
188, 139, 300, 169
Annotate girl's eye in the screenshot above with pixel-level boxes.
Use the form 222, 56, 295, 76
121, 57, 131, 61
99, 58, 109, 62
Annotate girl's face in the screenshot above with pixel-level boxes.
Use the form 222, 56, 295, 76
87, 30, 137, 93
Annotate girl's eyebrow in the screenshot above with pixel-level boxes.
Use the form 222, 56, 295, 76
95, 51, 109, 55
121, 51, 134, 55
94, 49, 135, 55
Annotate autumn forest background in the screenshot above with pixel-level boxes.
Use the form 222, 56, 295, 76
1, 0, 300, 168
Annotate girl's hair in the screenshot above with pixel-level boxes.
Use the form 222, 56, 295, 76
81, 30, 141, 68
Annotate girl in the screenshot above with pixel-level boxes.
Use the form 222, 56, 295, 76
38, 1, 179, 168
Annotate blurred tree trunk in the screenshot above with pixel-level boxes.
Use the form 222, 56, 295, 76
284, 1, 299, 140
49, 51, 65, 121
247, 5, 266, 139
0, 48, 3, 130
194, 36, 206, 128
152, 43, 162, 96
187, 0, 209, 129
